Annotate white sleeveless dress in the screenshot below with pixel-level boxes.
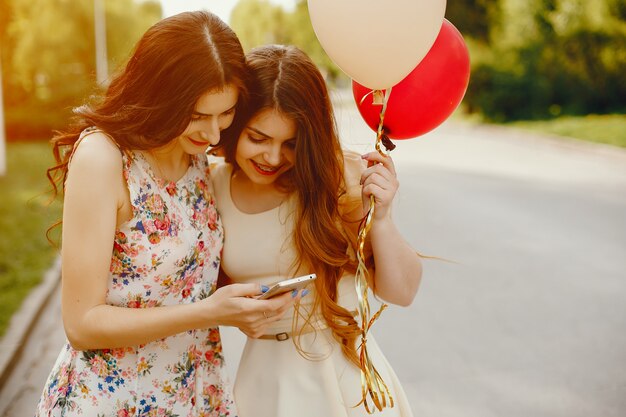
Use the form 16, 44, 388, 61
36, 129, 237, 416
210, 152, 414, 417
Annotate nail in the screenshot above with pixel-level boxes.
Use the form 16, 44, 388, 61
291, 289, 298, 298
361, 153, 368, 159
301, 289, 310, 297
261, 285, 269, 293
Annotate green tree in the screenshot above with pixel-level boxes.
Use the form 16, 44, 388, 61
230, 0, 287, 51
463, 0, 626, 120
230, 0, 341, 83
445, 0, 500, 44
282, 0, 340, 82
2, 0, 161, 140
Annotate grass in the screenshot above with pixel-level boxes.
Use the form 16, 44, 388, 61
506, 114, 626, 148
0, 141, 62, 338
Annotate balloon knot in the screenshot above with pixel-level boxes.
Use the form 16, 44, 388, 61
381, 132, 396, 151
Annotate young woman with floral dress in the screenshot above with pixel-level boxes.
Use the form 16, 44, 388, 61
36, 12, 295, 417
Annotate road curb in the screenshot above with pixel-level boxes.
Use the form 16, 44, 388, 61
0, 256, 61, 391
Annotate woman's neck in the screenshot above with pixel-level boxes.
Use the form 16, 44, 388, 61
144, 144, 190, 182
230, 169, 291, 214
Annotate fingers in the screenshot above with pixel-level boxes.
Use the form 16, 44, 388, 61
214, 285, 312, 337
361, 152, 396, 176
244, 291, 310, 338
258, 289, 298, 316
360, 155, 399, 220
219, 282, 267, 297
360, 157, 398, 190
361, 168, 399, 202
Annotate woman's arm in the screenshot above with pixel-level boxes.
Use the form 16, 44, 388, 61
61, 134, 293, 350
359, 152, 422, 306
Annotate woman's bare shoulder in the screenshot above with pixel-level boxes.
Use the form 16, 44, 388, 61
70, 131, 123, 172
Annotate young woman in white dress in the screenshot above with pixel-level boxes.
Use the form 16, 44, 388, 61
211, 45, 422, 417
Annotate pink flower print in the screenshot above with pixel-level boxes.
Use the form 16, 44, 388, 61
110, 257, 123, 274
207, 209, 218, 231
58, 384, 69, 397
127, 297, 142, 309
148, 232, 161, 244
113, 241, 125, 255
175, 386, 191, 403
146, 194, 165, 214
208, 328, 220, 343
117, 410, 130, 417
89, 355, 109, 377
165, 182, 177, 196
111, 347, 127, 360
206, 384, 217, 396
204, 350, 214, 362
68, 368, 80, 386
126, 245, 139, 258
217, 402, 229, 414
196, 178, 208, 193
197, 241, 206, 266
144, 219, 157, 235
154, 215, 171, 231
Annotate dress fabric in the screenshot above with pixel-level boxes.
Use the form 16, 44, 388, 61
36, 130, 237, 417
210, 152, 414, 417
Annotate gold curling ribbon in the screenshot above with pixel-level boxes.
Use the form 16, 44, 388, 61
354, 88, 395, 413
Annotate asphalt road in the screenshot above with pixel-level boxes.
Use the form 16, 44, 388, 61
1, 101, 625, 416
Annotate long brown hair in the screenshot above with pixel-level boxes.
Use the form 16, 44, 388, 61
47, 11, 248, 199
220, 45, 363, 366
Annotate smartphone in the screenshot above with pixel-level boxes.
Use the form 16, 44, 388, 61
257, 274, 317, 300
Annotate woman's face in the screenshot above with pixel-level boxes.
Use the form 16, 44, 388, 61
177, 84, 239, 153
235, 108, 297, 186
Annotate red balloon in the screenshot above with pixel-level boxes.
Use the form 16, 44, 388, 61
353, 19, 470, 139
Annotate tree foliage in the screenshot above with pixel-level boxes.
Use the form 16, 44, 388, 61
230, 0, 287, 50
231, 0, 625, 120
445, 0, 500, 43
230, 0, 342, 83
4, 0, 623, 133
448, 0, 626, 120
1, 0, 161, 140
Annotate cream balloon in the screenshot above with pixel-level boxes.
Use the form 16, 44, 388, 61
307, 0, 447, 90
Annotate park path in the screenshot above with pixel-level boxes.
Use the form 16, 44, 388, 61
1, 98, 625, 416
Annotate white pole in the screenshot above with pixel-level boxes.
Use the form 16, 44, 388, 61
94, 0, 108, 85
0, 53, 6, 177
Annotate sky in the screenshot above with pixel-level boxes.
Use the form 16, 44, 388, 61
158, 0, 296, 23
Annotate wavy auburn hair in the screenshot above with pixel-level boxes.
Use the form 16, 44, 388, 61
220, 45, 363, 366
47, 11, 248, 200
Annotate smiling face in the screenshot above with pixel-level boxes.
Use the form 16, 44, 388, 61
235, 108, 297, 187
177, 84, 239, 153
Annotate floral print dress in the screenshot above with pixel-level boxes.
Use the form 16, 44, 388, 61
36, 133, 236, 417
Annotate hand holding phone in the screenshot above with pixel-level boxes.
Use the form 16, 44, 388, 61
257, 274, 317, 300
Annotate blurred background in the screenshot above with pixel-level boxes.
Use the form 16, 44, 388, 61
0, 0, 625, 415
